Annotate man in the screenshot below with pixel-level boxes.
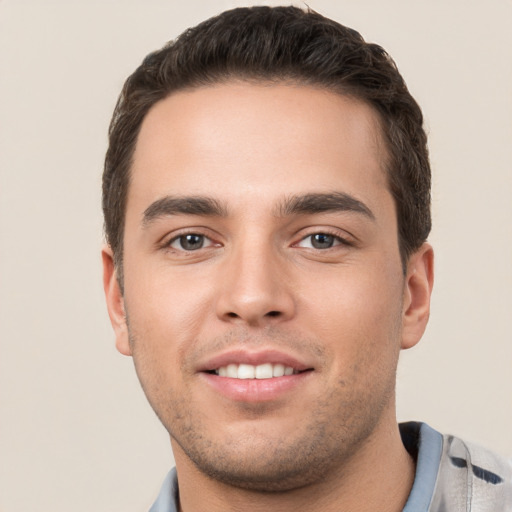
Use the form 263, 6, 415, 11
101, 6, 512, 511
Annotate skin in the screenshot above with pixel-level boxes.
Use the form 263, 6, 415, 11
103, 82, 433, 512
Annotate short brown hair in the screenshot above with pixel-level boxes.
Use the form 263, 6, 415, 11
103, 6, 431, 282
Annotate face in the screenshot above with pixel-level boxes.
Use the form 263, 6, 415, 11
103, 82, 432, 491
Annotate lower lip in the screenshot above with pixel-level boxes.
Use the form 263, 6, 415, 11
200, 372, 312, 402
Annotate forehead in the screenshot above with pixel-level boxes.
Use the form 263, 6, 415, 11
129, 82, 390, 215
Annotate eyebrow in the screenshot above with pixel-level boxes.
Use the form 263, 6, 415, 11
142, 195, 228, 226
141, 191, 375, 227
275, 192, 375, 220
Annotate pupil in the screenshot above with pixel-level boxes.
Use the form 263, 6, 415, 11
181, 234, 203, 250
312, 233, 334, 249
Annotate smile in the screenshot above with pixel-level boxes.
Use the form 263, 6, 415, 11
212, 363, 299, 379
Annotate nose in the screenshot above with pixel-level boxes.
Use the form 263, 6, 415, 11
215, 242, 296, 327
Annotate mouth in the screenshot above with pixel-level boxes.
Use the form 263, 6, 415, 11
205, 363, 311, 380
199, 350, 315, 402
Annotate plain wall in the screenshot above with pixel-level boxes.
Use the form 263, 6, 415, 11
1, 1, 511, 511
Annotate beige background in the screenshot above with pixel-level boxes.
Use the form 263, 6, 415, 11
1, 1, 511, 511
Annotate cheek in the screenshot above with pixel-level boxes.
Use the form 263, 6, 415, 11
123, 261, 216, 342
298, 263, 403, 365
301, 259, 402, 320
122, 278, 204, 405
122, 277, 216, 402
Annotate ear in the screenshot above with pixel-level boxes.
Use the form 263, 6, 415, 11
401, 243, 434, 350
102, 245, 132, 356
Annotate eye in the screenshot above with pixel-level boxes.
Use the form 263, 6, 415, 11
169, 233, 213, 251
296, 233, 346, 249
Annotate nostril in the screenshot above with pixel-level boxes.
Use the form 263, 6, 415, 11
222, 310, 283, 322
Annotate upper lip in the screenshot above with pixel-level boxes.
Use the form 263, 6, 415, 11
197, 348, 313, 373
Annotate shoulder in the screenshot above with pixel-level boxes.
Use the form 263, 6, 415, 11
400, 422, 512, 511
431, 431, 512, 511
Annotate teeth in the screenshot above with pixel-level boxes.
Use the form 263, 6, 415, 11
238, 364, 255, 379
273, 364, 285, 377
214, 363, 297, 379
255, 363, 272, 379
226, 364, 238, 378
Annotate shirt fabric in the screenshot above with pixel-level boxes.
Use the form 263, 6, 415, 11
149, 422, 512, 511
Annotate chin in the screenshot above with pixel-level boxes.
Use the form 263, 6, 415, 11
183, 447, 335, 492
169, 413, 373, 493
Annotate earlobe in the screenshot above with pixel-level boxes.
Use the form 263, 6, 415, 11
102, 246, 132, 356
401, 243, 434, 350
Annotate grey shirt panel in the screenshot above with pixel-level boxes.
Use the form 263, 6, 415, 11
429, 433, 512, 511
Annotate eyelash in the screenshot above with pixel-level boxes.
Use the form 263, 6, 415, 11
162, 228, 353, 253
164, 232, 217, 252
294, 230, 354, 250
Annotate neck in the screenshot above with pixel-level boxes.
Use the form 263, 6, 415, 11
172, 417, 415, 512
